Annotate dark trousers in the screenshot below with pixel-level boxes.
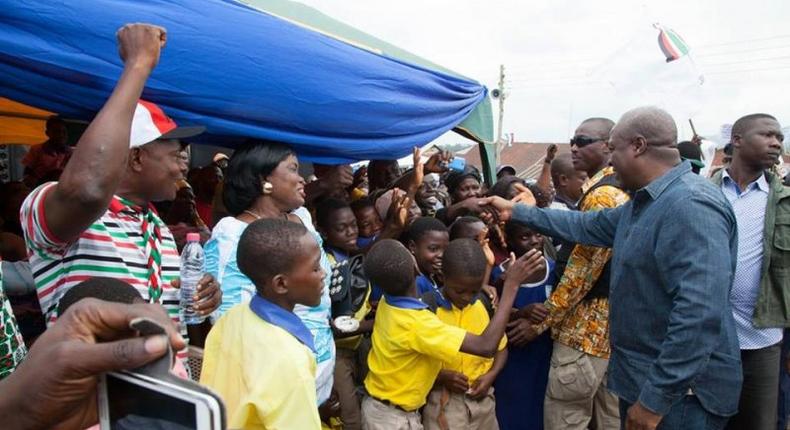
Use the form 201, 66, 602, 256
725, 343, 782, 430
777, 332, 790, 430
620, 396, 728, 430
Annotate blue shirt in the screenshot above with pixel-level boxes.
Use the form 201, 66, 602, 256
721, 170, 783, 350
512, 161, 742, 417
416, 274, 439, 297
205, 217, 256, 318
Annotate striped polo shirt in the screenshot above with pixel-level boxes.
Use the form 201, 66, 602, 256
21, 182, 183, 330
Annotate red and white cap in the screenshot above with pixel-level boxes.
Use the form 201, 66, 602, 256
130, 100, 204, 148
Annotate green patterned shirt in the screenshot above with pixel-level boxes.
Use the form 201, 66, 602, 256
0, 261, 26, 380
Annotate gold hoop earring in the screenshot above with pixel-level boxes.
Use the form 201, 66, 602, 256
262, 182, 274, 195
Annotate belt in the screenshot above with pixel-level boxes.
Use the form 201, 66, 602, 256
367, 393, 412, 413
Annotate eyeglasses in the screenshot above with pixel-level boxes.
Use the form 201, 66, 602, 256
570, 136, 605, 148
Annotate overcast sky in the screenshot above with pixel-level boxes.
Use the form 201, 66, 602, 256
298, 0, 790, 147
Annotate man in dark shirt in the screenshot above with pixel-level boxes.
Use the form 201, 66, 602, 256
484, 106, 741, 430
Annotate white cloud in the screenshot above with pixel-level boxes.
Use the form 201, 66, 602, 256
298, 0, 790, 145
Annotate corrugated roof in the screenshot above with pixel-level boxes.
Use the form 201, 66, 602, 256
460, 142, 568, 180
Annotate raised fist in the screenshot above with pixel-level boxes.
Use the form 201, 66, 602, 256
117, 23, 167, 70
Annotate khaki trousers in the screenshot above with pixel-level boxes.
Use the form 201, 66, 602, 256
422, 387, 499, 430
361, 396, 423, 430
544, 342, 620, 430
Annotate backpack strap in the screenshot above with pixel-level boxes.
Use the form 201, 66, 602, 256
419, 290, 440, 314
578, 172, 622, 204
555, 172, 623, 281
476, 292, 495, 319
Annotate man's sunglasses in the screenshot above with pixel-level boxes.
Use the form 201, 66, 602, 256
570, 136, 605, 148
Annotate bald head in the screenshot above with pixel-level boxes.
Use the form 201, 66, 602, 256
608, 106, 682, 191
613, 106, 677, 149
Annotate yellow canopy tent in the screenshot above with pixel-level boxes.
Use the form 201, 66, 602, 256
0, 98, 53, 145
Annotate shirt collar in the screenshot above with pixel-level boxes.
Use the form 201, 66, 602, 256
553, 193, 577, 208
582, 166, 615, 193
249, 295, 316, 353
641, 161, 690, 200
325, 246, 350, 262
384, 294, 429, 310
434, 288, 481, 311
110, 195, 158, 216
432, 288, 453, 310
722, 168, 770, 193
417, 273, 436, 287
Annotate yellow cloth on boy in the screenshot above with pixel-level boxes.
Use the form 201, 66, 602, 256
364, 295, 466, 411
436, 299, 507, 384
201, 300, 321, 429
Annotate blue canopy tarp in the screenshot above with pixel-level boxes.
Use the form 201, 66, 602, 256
0, 0, 491, 164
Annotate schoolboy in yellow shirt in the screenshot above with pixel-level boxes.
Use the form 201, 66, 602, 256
420, 238, 508, 430
201, 219, 326, 429
361, 239, 544, 429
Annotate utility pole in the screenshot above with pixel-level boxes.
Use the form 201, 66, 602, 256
494, 64, 507, 168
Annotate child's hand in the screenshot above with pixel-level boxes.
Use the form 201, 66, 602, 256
506, 318, 539, 347
437, 370, 469, 394
482, 285, 498, 308
478, 211, 507, 249
318, 389, 342, 422
467, 372, 496, 400
509, 183, 537, 206
411, 147, 425, 193
477, 227, 496, 268
502, 249, 544, 287
521, 303, 549, 325
385, 188, 412, 230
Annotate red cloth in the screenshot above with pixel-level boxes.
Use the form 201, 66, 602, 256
196, 201, 213, 228
492, 242, 509, 267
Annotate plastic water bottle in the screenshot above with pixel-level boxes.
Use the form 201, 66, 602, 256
180, 233, 206, 325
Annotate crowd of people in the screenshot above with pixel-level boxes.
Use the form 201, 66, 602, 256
0, 22, 789, 430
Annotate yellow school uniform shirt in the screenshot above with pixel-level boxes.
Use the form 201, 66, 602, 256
364, 295, 467, 411
435, 295, 507, 384
200, 295, 321, 430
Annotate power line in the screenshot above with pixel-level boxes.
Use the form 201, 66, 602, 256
696, 44, 790, 58
509, 80, 610, 90
508, 63, 598, 75
696, 34, 790, 49
507, 57, 597, 69
705, 65, 790, 75
701, 55, 790, 68
505, 36, 790, 74
507, 73, 593, 83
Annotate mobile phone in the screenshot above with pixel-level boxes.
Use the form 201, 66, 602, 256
448, 157, 466, 172
98, 370, 224, 430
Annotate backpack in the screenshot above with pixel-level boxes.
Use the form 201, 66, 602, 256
328, 254, 369, 319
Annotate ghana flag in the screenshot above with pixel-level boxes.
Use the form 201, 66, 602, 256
656, 24, 690, 63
